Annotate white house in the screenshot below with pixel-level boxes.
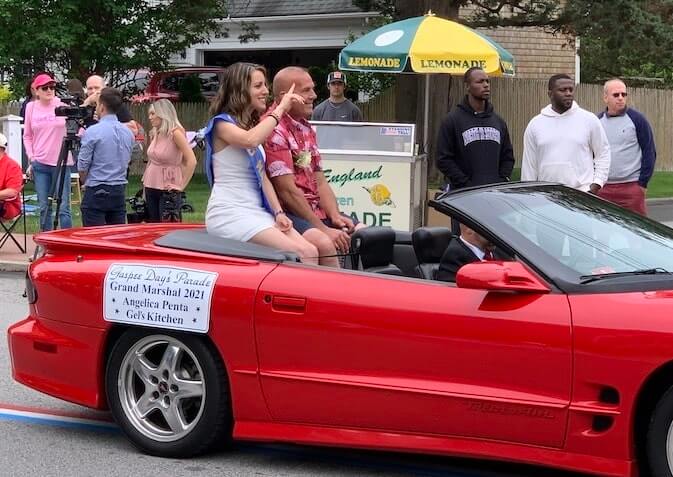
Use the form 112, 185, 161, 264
174, 1, 378, 75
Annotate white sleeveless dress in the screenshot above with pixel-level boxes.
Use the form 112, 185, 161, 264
205, 145, 275, 242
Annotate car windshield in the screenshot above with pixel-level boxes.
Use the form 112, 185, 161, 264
442, 185, 673, 282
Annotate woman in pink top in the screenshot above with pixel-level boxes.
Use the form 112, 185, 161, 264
142, 99, 197, 222
23, 73, 73, 231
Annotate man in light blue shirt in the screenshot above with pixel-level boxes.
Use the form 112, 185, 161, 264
78, 87, 134, 226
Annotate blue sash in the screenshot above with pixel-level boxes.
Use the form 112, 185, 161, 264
203, 113, 272, 213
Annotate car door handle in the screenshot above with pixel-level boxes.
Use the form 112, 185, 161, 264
271, 295, 307, 313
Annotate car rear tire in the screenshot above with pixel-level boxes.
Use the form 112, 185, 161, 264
106, 328, 231, 457
647, 387, 673, 476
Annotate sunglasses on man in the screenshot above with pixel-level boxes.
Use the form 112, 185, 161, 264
39, 84, 56, 91
612, 92, 627, 98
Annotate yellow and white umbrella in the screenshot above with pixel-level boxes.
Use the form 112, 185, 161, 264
340, 12, 515, 147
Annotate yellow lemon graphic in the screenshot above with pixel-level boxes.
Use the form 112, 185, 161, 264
363, 184, 396, 208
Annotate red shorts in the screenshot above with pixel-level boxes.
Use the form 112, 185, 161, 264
597, 181, 647, 216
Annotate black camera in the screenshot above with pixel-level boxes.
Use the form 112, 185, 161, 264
126, 191, 148, 224
55, 96, 94, 133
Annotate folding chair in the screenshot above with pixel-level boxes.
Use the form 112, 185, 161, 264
0, 179, 27, 254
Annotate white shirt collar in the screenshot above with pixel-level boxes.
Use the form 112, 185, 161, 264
459, 236, 485, 261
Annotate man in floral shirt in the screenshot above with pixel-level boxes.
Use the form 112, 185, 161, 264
264, 66, 364, 268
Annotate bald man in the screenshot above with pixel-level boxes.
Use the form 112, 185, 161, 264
263, 67, 365, 268
597, 79, 656, 215
82, 74, 137, 133
83, 75, 105, 106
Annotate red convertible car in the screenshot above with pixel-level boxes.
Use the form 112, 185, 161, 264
9, 183, 673, 477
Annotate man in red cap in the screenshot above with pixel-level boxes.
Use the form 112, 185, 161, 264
0, 133, 24, 221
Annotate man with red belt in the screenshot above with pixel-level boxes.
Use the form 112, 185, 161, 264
597, 79, 656, 215
0, 133, 24, 221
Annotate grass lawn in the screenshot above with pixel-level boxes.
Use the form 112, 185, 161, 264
437, 168, 673, 198
646, 172, 673, 198
20, 170, 673, 234
509, 168, 673, 198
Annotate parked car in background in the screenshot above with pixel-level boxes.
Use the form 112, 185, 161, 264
114, 69, 150, 98
131, 67, 225, 103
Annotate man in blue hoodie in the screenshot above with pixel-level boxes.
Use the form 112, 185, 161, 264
436, 67, 514, 192
597, 79, 656, 215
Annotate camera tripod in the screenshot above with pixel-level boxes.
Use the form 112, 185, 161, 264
48, 118, 80, 230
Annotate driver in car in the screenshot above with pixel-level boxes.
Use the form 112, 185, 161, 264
437, 224, 496, 282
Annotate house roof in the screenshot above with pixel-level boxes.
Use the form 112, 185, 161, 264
227, 0, 366, 17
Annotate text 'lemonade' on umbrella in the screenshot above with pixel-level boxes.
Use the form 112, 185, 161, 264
339, 11, 515, 148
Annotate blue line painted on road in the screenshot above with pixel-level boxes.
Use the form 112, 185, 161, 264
0, 406, 520, 477
0, 407, 119, 433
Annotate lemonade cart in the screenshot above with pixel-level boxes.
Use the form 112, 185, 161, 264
312, 121, 427, 231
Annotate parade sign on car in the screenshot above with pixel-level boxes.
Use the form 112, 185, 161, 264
103, 264, 217, 333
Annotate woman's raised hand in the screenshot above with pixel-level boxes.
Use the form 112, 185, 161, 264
277, 83, 304, 114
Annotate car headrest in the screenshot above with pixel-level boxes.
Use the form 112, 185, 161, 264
351, 227, 396, 268
412, 227, 453, 264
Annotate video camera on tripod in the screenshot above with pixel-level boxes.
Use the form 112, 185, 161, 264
54, 95, 94, 135
48, 95, 95, 230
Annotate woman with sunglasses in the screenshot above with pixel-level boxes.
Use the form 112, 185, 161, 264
23, 73, 73, 230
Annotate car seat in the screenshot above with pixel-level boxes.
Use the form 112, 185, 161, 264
350, 227, 403, 276
412, 227, 453, 280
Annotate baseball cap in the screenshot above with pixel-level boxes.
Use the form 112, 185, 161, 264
32, 73, 56, 90
327, 71, 346, 85
0, 133, 7, 149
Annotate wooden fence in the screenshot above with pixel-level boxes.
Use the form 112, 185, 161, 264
358, 78, 673, 171
480, 78, 673, 171
358, 87, 396, 122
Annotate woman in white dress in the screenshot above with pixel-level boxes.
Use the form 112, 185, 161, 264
204, 62, 319, 264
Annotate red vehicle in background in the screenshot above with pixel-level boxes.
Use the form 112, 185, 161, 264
131, 66, 225, 103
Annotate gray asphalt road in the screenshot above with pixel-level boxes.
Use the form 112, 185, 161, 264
646, 199, 673, 226
0, 273, 586, 477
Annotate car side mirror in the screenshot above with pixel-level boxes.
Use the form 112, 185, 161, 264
456, 261, 551, 293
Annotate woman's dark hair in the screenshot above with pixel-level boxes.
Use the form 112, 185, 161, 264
209, 62, 267, 129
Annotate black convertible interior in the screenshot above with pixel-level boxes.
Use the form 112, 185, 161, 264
156, 227, 456, 280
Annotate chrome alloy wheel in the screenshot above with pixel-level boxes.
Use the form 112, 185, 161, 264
117, 335, 205, 442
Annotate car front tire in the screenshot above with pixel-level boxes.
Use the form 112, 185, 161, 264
647, 387, 673, 476
106, 328, 231, 457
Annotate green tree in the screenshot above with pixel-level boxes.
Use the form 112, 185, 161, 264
0, 0, 228, 95
562, 0, 673, 87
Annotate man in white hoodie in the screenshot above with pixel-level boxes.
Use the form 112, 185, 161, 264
522, 74, 610, 194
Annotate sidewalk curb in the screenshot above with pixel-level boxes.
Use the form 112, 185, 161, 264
647, 198, 673, 205
0, 261, 28, 273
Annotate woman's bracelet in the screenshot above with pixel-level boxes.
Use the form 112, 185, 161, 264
269, 112, 281, 125
274, 210, 285, 217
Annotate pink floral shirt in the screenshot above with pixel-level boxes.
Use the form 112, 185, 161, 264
263, 104, 325, 219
